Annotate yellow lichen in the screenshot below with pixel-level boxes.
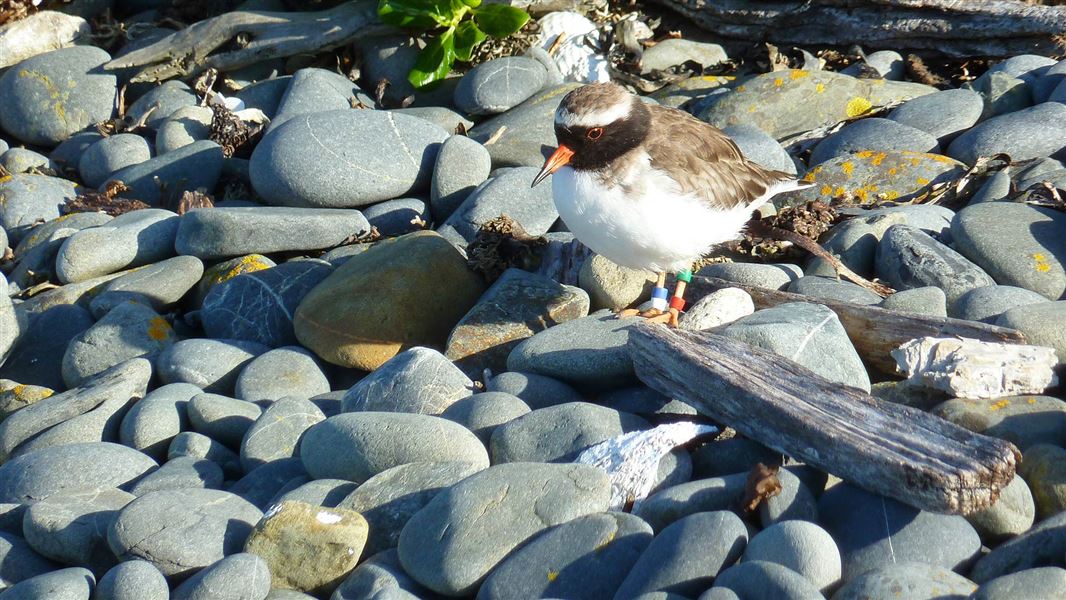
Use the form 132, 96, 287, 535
790, 70, 810, 80
18, 69, 69, 125
547, 570, 559, 582
1027, 397, 1037, 404
147, 316, 172, 342
989, 399, 1011, 411
855, 150, 874, 159
1033, 253, 1052, 273
735, 85, 746, 93
820, 184, 832, 195
884, 190, 900, 200
834, 186, 846, 196
870, 152, 887, 166
887, 168, 898, 176
845, 97, 872, 118
774, 77, 784, 87
841, 161, 854, 177
815, 83, 826, 94
916, 177, 930, 186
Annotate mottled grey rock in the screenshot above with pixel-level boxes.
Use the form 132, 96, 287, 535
167, 431, 242, 478
721, 124, 797, 175
708, 561, 823, 600
0, 531, 60, 589
332, 549, 433, 600
342, 347, 474, 415
951, 202, 1066, 300
995, 302, 1066, 364
787, 275, 883, 305
0, 148, 52, 174
98, 255, 204, 310
0, 174, 78, 244
578, 253, 656, 312
478, 511, 654, 600
107, 488, 262, 578
722, 302, 870, 392
240, 397, 324, 472
13, 211, 111, 259
430, 134, 491, 221
264, 68, 371, 134
300, 412, 488, 483
972, 567, 1066, 600
0, 442, 156, 504
0, 567, 95, 600
60, 302, 173, 388
0, 46, 116, 146
966, 71, 1032, 118
696, 262, 802, 290
468, 83, 582, 168
251, 109, 447, 208
0, 309, 92, 391
952, 285, 1051, 323
226, 456, 307, 510
78, 133, 152, 188
187, 393, 262, 449
355, 35, 419, 105
95, 560, 169, 600
235, 346, 329, 402
879, 286, 948, 317
22, 487, 134, 574
641, 38, 728, 73
337, 461, 483, 557
614, 511, 748, 599
105, 140, 224, 206
437, 166, 558, 246
270, 478, 356, 508
969, 170, 1012, 205
397, 462, 611, 596
834, 562, 976, 600
363, 197, 428, 237
171, 552, 270, 600
454, 57, 547, 116
887, 89, 984, 142
439, 392, 530, 445
742, 520, 840, 592
154, 105, 212, 155
819, 483, 981, 581
201, 260, 332, 348
486, 371, 585, 410
810, 118, 940, 166
948, 102, 1066, 164
56, 208, 180, 284
157, 338, 270, 395
634, 473, 747, 533
127, 456, 223, 495
126, 80, 197, 129
970, 510, 1066, 583
964, 474, 1036, 545
175, 206, 371, 260
490, 401, 648, 463
875, 224, 995, 307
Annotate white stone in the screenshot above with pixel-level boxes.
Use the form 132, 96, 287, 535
679, 287, 756, 330
535, 12, 610, 84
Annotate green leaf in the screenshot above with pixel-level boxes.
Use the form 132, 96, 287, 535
378, 0, 442, 28
408, 29, 457, 89
461, 0, 481, 6
472, 4, 529, 38
453, 20, 487, 62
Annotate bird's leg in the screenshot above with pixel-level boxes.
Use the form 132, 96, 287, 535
618, 272, 669, 319
644, 270, 690, 327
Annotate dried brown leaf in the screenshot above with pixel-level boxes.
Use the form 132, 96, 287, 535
741, 462, 781, 513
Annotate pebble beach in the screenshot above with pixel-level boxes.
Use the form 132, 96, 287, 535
0, 1, 1065, 599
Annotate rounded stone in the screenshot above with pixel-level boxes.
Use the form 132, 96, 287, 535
809, 118, 940, 166
154, 105, 212, 155
972, 567, 1066, 600
467, 83, 581, 168
100, 255, 205, 310
833, 562, 977, 599
0, 174, 79, 244
60, 301, 175, 388
1017, 443, 1066, 519
879, 286, 948, 317
964, 474, 1036, 544
506, 312, 638, 391
107, 488, 263, 578
156, 338, 270, 395
707, 561, 823, 600
265, 67, 373, 135
250, 109, 448, 208
695, 262, 802, 290
887, 89, 984, 142
875, 223, 995, 307
741, 521, 841, 592
55, 208, 180, 284
235, 346, 330, 402
578, 253, 656, 312
0, 442, 157, 504
299, 412, 489, 483
167, 431, 242, 479
397, 462, 611, 596
240, 397, 325, 472
439, 392, 530, 445
490, 401, 648, 463
948, 102, 1066, 164
0, 148, 52, 174
171, 553, 271, 600
0, 531, 61, 589
951, 285, 1050, 323
95, 560, 169, 600
78, 133, 152, 188
721, 123, 797, 175
187, 393, 263, 449
22, 487, 134, 575
485, 371, 585, 410
454, 57, 547, 116
332, 548, 433, 600
0, 46, 116, 146
931, 395, 1066, 451
104, 140, 224, 206
436, 166, 558, 247
0, 567, 95, 600
430, 134, 491, 221
995, 302, 1066, 365
127, 456, 224, 496
362, 197, 428, 237
340, 346, 474, 415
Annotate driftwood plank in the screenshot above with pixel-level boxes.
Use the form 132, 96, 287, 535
687, 275, 1028, 374
628, 322, 1020, 515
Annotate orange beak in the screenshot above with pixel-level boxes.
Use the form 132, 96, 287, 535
531, 145, 574, 187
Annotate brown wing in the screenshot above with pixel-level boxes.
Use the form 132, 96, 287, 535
643, 104, 796, 210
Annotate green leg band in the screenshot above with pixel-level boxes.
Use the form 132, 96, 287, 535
676, 270, 693, 283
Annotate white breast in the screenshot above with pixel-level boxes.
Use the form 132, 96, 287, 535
551, 162, 755, 273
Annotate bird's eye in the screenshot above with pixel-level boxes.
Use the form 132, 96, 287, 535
586, 127, 604, 141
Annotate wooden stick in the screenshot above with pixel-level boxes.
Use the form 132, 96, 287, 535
688, 275, 1027, 374
628, 323, 1020, 515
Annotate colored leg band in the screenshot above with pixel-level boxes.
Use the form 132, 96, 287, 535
651, 286, 669, 311
676, 270, 693, 283
669, 295, 686, 311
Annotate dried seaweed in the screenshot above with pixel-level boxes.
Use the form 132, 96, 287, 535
64, 181, 149, 216
732, 200, 838, 261
466, 215, 547, 283
176, 190, 214, 215
0, 0, 34, 27
741, 462, 782, 514
209, 101, 263, 157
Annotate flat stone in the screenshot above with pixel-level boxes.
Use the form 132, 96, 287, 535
454, 57, 547, 116
127, 456, 223, 495
780, 151, 966, 207
972, 567, 1066, 600
60, 302, 173, 388
300, 412, 488, 483
156, 338, 269, 395
722, 302, 870, 392
203, 259, 333, 348
479, 511, 654, 600
0, 359, 151, 460
294, 231, 485, 371
244, 501, 366, 595
95, 560, 169, 600
485, 371, 585, 410
430, 134, 491, 221
875, 224, 995, 307
78, 133, 152, 188
234, 77, 292, 120
951, 202, 1066, 300
964, 474, 1036, 545
0, 174, 78, 244
490, 401, 648, 463
695, 262, 802, 290
888, 89, 984, 143
437, 166, 558, 247
48, 130, 103, 173
332, 549, 433, 600
614, 511, 748, 599
445, 268, 589, 376
506, 311, 639, 391
229, 460, 310, 511
154, 105, 212, 155
105, 140, 224, 206
56, 208, 180, 284
14, 212, 111, 259
641, 38, 727, 72
396, 462, 610, 596
251, 109, 447, 208
721, 123, 797, 175
932, 395, 1066, 451
879, 286, 948, 317
100, 255, 204, 309
995, 301, 1066, 364
706, 561, 823, 600
107, 488, 262, 579
818, 483, 981, 581
468, 83, 582, 168
742, 520, 841, 592
353, 35, 418, 105
787, 275, 883, 305
23, 487, 134, 575
699, 70, 935, 140
336, 461, 482, 557
0, 567, 95, 600
170, 553, 270, 600
439, 392, 530, 446
948, 102, 1066, 164
579, 254, 656, 312
188, 393, 263, 449
342, 346, 474, 415
235, 346, 329, 402
634, 473, 747, 533
833, 562, 977, 600
266, 67, 372, 134
0, 442, 156, 504
810, 118, 940, 166
175, 207, 371, 260
240, 397, 325, 472
651, 75, 735, 109
0, 46, 116, 146
167, 432, 242, 479
1017, 443, 1066, 519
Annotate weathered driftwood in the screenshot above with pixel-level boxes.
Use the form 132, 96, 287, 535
688, 275, 1028, 374
628, 322, 1020, 514
651, 0, 1066, 58
893, 336, 1060, 399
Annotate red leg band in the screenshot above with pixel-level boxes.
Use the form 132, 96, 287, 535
669, 295, 685, 311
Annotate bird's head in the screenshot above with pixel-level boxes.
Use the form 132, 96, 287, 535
532, 83, 651, 187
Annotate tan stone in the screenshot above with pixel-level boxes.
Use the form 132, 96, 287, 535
244, 500, 369, 595
294, 231, 486, 370
578, 253, 656, 312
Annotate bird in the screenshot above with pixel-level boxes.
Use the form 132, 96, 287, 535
531, 82, 811, 326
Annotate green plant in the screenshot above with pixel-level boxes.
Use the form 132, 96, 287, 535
378, 0, 530, 88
